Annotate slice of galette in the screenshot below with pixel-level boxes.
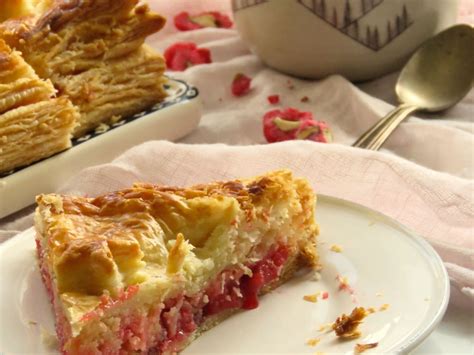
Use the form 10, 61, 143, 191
35, 170, 319, 354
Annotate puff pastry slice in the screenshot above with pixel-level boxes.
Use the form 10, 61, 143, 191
0, 0, 167, 136
35, 170, 319, 354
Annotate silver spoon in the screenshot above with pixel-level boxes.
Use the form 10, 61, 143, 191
353, 24, 474, 151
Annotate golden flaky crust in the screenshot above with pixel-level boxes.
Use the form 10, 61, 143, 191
0, 39, 78, 173
35, 169, 317, 296
0, 39, 53, 113
0, 0, 165, 48
0, 0, 54, 22
0, 0, 167, 136
333, 307, 369, 339
35, 170, 318, 353
55, 45, 167, 136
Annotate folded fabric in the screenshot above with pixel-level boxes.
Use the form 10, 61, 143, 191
145, 0, 474, 179
55, 140, 474, 308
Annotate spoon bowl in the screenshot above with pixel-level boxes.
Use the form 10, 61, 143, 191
397, 24, 474, 112
354, 24, 474, 150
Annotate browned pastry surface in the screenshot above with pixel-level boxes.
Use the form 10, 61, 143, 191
0, 39, 53, 113
35, 170, 319, 353
0, 39, 78, 173
35, 169, 317, 309
0, 0, 53, 22
1, 0, 167, 136
333, 307, 369, 339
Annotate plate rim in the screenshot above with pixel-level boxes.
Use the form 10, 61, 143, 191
0, 194, 450, 354
317, 194, 450, 354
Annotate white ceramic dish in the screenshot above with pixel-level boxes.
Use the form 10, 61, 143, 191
0, 78, 201, 218
0, 195, 449, 354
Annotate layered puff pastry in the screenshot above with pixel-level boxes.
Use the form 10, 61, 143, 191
1, 0, 167, 136
0, 39, 78, 174
35, 170, 319, 354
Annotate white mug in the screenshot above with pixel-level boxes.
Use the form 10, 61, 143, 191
232, 0, 460, 81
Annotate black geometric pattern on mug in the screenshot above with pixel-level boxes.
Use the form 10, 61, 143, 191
298, 0, 413, 51
232, 0, 269, 12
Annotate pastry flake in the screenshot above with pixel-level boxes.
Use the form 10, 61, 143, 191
332, 307, 369, 339
0, 0, 53, 22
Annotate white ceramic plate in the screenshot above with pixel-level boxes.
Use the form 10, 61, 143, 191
0, 196, 449, 354
0, 78, 201, 218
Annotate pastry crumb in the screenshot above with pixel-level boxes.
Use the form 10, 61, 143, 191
424, 297, 430, 302
336, 274, 349, 289
336, 274, 354, 293
318, 323, 333, 333
375, 292, 383, 297
379, 304, 390, 311
301, 96, 309, 102
311, 271, 322, 281
306, 337, 320, 347
366, 307, 376, 314
330, 244, 343, 253
109, 115, 122, 124
94, 123, 111, 134
28, 320, 38, 325
304, 292, 321, 303
332, 307, 369, 339
40, 327, 58, 349
355, 342, 378, 353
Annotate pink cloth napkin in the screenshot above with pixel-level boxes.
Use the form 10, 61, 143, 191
58, 141, 474, 309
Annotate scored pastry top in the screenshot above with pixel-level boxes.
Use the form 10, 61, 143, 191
35, 170, 318, 326
0, 0, 168, 138
0, 0, 166, 77
0, 0, 53, 22
0, 0, 166, 42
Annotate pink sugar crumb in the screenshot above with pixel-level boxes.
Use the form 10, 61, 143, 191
267, 95, 280, 105
336, 274, 355, 294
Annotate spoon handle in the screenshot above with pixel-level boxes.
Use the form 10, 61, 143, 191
353, 104, 418, 150
352, 106, 406, 148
